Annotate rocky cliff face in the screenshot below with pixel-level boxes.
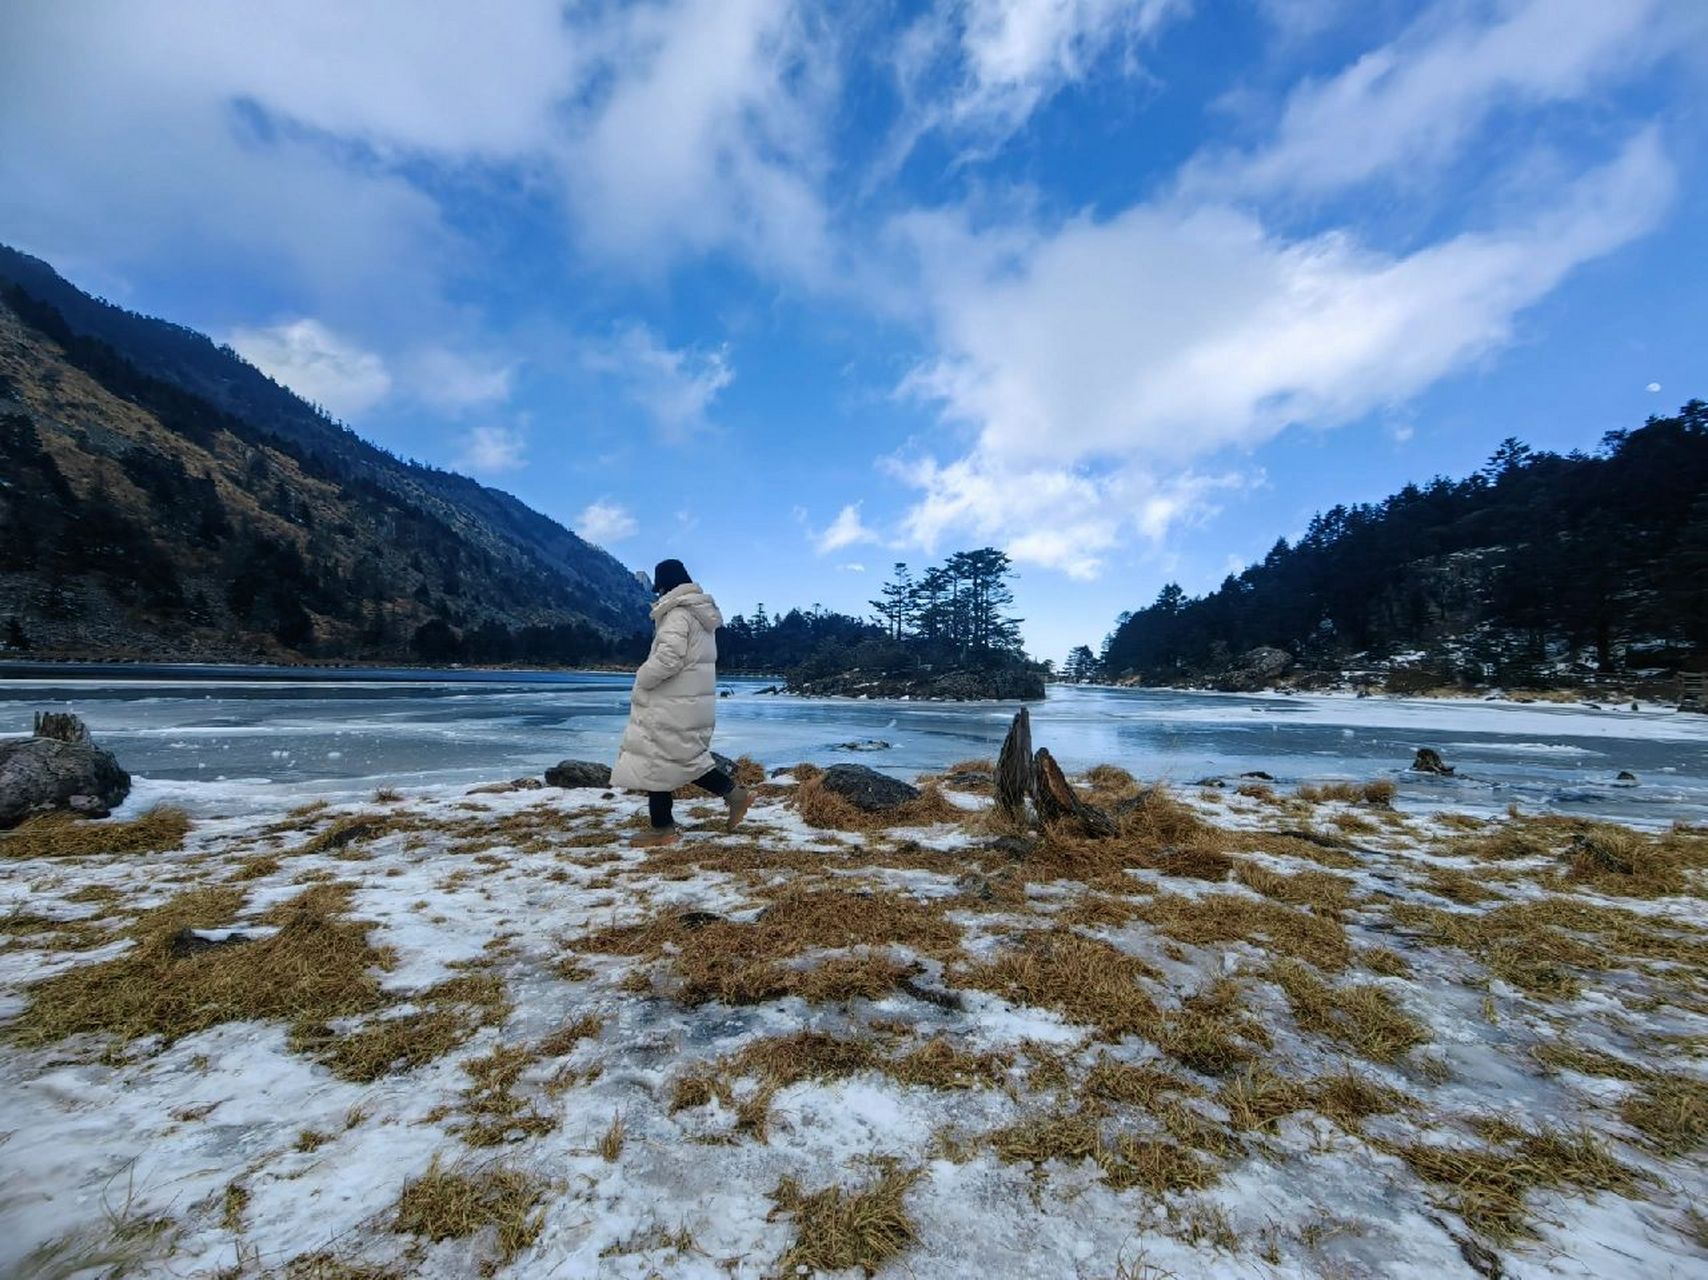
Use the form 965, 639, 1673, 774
0, 248, 652, 664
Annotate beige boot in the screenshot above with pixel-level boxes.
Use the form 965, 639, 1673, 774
725, 785, 752, 832
632, 826, 681, 849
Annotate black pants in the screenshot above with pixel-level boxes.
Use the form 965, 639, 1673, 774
649, 768, 734, 829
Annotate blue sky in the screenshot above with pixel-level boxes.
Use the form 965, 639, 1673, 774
3, 1, 1705, 663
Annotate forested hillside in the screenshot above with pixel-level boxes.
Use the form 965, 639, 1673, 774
1097, 404, 1708, 691
0, 248, 651, 664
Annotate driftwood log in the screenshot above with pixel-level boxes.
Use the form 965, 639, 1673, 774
1031, 747, 1118, 838
995, 707, 1034, 820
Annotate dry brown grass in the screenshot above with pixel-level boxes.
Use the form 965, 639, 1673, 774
728, 1030, 882, 1086
1619, 1074, 1707, 1156
596, 1112, 625, 1161
393, 1157, 545, 1269
1085, 1055, 1201, 1108
1531, 1041, 1654, 1082
1309, 1067, 1407, 1130
990, 1107, 1105, 1166
1558, 823, 1708, 898
537, 1013, 602, 1057
1419, 865, 1503, 904
1269, 960, 1428, 1062
573, 886, 960, 1007
1233, 862, 1355, 911
1, 805, 191, 859
1391, 1126, 1645, 1242
8, 884, 394, 1052
1153, 978, 1272, 1077
770, 1164, 921, 1277
1109, 1137, 1220, 1198
1441, 814, 1708, 898
1218, 1064, 1310, 1131
294, 971, 512, 1083
887, 1034, 1012, 1090
1133, 892, 1352, 971
792, 776, 964, 831
1296, 779, 1396, 808
1083, 764, 1142, 805
954, 929, 1162, 1040
455, 1045, 555, 1147
1390, 896, 1705, 998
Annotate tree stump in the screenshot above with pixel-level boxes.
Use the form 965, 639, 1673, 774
33, 712, 90, 744
995, 707, 1033, 820
1031, 747, 1118, 838
1410, 747, 1454, 776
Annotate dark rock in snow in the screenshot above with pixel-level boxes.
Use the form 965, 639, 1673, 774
1410, 748, 1455, 776
1193, 777, 1227, 788
1615, 770, 1638, 784
1239, 770, 1275, 782
169, 928, 250, 957
818, 763, 919, 812
0, 735, 131, 828
675, 910, 725, 930
545, 760, 613, 789
833, 739, 892, 752
941, 769, 994, 791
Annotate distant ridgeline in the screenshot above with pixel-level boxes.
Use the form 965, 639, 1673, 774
720, 550, 1048, 699
1092, 404, 1708, 692
0, 245, 653, 665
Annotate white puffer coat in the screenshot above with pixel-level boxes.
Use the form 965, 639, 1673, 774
609, 583, 724, 792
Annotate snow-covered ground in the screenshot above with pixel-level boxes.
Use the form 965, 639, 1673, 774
2, 769, 1704, 1278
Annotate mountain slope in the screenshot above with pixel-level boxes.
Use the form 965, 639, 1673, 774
1097, 408, 1708, 691
0, 248, 651, 663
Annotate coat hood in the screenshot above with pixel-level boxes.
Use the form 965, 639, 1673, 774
652, 582, 723, 631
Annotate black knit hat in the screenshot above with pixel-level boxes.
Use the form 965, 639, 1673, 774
652, 559, 691, 595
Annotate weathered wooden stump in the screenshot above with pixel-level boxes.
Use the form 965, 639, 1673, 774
33, 711, 90, 744
995, 707, 1034, 820
1031, 747, 1118, 838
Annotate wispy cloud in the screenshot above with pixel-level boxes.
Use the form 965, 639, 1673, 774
227, 318, 392, 418
813, 503, 877, 554
585, 323, 733, 441
407, 347, 516, 413
575, 498, 638, 545
455, 425, 528, 473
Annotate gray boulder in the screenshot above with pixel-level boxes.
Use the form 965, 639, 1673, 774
0, 736, 131, 828
1213, 646, 1295, 692
545, 759, 613, 789
819, 763, 919, 812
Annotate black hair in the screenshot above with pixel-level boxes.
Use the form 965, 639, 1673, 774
652, 558, 692, 595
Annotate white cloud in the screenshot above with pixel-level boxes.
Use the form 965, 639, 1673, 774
455, 425, 528, 474
586, 324, 733, 440
893, 132, 1673, 570
1647, 382, 1662, 393
558, 0, 836, 280
838, 562, 867, 573
814, 503, 877, 554
953, 0, 1184, 131
575, 499, 639, 545
1187, 0, 1686, 198
407, 348, 517, 413
227, 318, 392, 418
892, 0, 1186, 157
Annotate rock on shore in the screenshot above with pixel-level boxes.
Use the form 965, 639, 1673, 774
0, 736, 131, 827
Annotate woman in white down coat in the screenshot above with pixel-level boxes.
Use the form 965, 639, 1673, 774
610, 558, 751, 847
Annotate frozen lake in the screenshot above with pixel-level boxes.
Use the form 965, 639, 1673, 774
2, 664, 1705, 826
